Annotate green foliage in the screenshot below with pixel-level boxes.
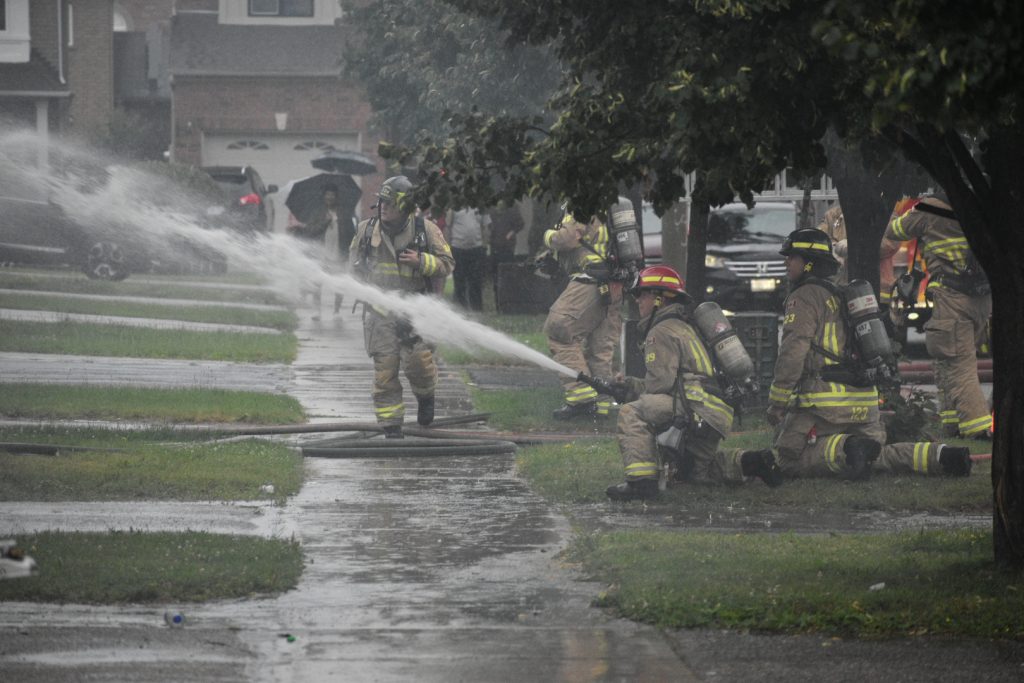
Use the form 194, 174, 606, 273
882, 388, 937, 444
0, 531, 303, 603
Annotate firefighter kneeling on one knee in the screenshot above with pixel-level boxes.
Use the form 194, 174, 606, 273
766, 228, 972, 479
605, 265, 784, 501
349, 176, 455, 439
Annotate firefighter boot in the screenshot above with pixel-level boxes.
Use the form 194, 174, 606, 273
939, 446, 973, 477
552, 402, 598, 421
383, 425, 404, 439
842, 436, 881, 481
417, 394, 435, 426
740, 449, 784, 488
605, 479, 659, 502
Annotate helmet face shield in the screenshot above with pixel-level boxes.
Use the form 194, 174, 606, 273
375, 175, 413, 211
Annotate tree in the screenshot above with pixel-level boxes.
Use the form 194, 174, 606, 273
371, 0, 1024, 565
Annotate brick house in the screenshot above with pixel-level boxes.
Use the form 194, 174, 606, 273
169, 0, 381, 231
0, 0, 115, 160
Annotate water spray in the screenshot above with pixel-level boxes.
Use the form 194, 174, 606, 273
0, 130, 580, 379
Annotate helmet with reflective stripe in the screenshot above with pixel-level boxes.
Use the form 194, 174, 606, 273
779, 228, 838, 264
375, 175, 413, 210
633, 265, 689, 299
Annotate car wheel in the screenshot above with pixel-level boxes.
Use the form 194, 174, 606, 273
84, 241, 130, 281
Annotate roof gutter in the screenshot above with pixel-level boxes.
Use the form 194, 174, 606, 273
56, 0, 66, 84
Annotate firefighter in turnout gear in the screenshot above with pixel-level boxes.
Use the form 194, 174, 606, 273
767, 229, 973, 478
542, 211, 624, 420
884, 194, 992, 439
605, 266, 783, 501
349, 176, 455, 438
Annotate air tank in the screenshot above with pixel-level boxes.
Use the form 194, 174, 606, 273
844, 279, 894, 366
608, 197, 644, 266
692, 301, 755, 382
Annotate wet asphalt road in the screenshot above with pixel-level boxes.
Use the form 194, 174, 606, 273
0, 284, 1020, 681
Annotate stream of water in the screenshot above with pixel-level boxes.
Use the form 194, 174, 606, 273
0, 130, 578, 379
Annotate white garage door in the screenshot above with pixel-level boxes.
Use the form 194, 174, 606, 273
202, 133, 364, 233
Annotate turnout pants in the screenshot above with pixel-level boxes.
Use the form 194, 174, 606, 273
774, 410, 945, 477
363, 312, 437, 426
543, 279, 623, 413
618, 394, 745, 485
924, 287, 991, 437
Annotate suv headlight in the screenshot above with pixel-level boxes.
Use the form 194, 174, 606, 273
705, 254, 725, 268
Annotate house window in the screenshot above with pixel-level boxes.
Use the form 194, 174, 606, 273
227, 140, 270, 150
249, 0, 314, 17
294, 141, 335, 152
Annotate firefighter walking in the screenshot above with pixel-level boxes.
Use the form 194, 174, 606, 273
606, 265, 783, 501
349, 176, 455, 438
884, 194, 992, 439
542, 211, 623, 419
767, 228, 973, 478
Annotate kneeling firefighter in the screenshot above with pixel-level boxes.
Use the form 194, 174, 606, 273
349, 176, 455, 438
767, 228, 973, 479
602, 265, 783, 501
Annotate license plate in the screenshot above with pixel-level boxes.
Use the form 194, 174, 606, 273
750, 278, 776, 292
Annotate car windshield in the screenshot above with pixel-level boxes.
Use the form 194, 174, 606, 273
708, 204, 795, 243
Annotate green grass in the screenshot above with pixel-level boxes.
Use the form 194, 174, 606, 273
0, 271, 282, 305
0, 320, 297, 362
0, 531, 303, 603
470, 385, 617, 434
0, 437, 303, 501
573, 528, 1024, 638
0, 384, 305, 423
0, 291, 297, 330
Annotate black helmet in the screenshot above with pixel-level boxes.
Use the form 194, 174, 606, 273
779, 228, 838, 264
375, 175, 413, 209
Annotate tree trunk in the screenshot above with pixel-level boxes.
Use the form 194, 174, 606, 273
685, 197, 710, 304
891, 123, 1024, 567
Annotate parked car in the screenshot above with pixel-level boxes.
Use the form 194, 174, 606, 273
0, 173, 135, 280
703, 202, 795, 313
200, 165, 277, 234
641, 201, 796, 313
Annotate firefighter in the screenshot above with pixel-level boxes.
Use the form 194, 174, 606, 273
884, 193, 992, 439
542, 211, 623, 419
349, 176, 454, 438
605, 265, 783, 501
767, 228, 973, 478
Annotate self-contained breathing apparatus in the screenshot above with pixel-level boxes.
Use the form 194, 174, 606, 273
811, 277, 900, 388
532, 197, 646, 289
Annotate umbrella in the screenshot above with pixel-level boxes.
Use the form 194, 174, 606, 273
310, 150, 378, 176
284, 173, 362, 223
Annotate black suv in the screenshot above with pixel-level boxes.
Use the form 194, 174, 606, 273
200, 166, 277, 233
702, 202, 795, 313
641, 201, 796, 313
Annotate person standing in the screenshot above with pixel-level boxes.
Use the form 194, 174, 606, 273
488, 201, 524, 305
884, 194, 992, 439
349, 176, 455, 438
286, 184, 348, 317
605, 265, 783, 501
542, 210, 623, 420
766, 228, 973, 479
447, 207, 490, 312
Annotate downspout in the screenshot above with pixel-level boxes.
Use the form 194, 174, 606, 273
56, 0, 66, 84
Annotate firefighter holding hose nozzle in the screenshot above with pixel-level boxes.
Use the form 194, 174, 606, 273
601, 265, 784, 501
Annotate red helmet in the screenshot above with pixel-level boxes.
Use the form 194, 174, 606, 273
633, 265, 689, 298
